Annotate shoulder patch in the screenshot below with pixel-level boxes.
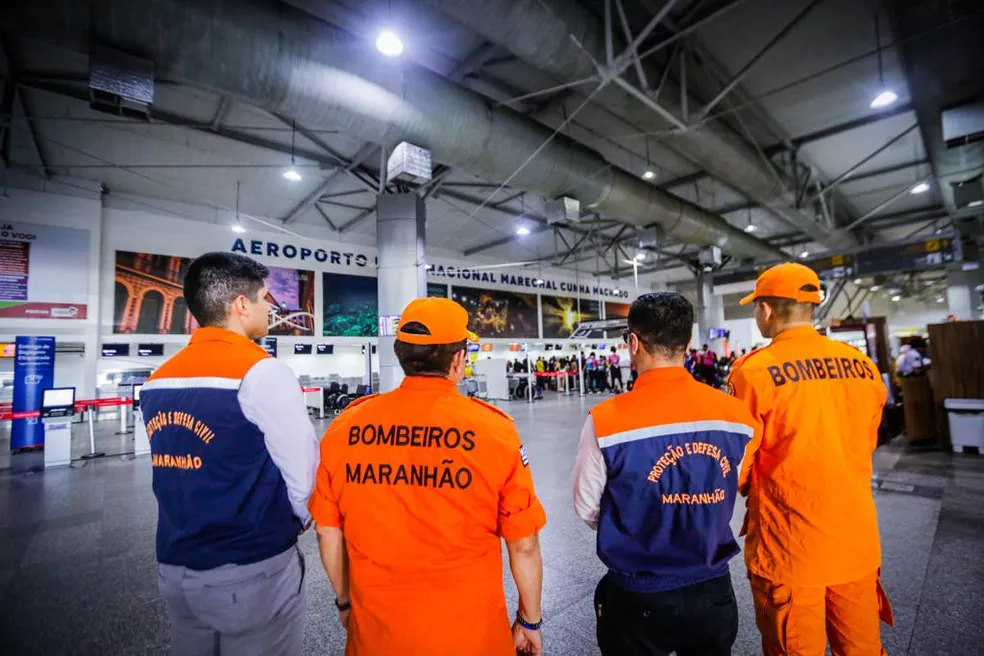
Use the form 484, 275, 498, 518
468, 396, 513, 421
519, 444, 530, 467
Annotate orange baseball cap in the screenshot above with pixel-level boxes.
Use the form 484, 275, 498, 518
739, 262, 822, 306
396, 297, 479, 345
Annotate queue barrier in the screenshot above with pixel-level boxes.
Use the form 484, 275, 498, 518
301, 386, 325, 419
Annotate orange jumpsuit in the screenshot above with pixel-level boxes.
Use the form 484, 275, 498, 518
308, 375, 546, 655
728, 326, 893, 655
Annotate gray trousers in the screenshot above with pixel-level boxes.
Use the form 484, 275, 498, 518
157, 545, 306, 656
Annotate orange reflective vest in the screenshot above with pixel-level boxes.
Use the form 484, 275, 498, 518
309, 375, 546, 656
728, 326, 888, 586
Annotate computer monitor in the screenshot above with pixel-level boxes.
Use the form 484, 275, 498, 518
132, 383, 143, 410
294, 344, 313, 355
316, 344, 334, 355
40, 387, 75, 419
101, 343, 130, 357
137, 343, 164, 357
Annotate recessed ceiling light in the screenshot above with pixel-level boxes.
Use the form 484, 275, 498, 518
910, 182, 930, 195
744, 224, 758, 233
870, 285, 881, 291
376, 30, 404, 57
968, 200, 984, 208
799, 251, 810, 259
282, 168, 302, 182
516, 226, 531, 236
231, 224, 246, 234
634, 252, 646, 261
891, 294, 901, 302
854, 278, 863, 285
642, 170, 656, 180
870, 89, 897, 109
935, 296, 945, 303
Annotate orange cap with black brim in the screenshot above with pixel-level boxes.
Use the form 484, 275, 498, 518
739, 262, 823, 306
396, 297, 479, 345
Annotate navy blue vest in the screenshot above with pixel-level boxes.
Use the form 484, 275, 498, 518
141, 328, 299, 570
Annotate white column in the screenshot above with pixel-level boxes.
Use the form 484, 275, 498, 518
946, 267, 984, 320
376, 193, 426, 392
696, 271, 725, 349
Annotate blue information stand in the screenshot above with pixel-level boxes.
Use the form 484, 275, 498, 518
11, 336, 56, 450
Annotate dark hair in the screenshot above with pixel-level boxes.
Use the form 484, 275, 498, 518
184, 252, 269, 327
628, 292, 694, 358
393, 322, 466, 376
756, 296, 816, 322
610, 346, 616, 353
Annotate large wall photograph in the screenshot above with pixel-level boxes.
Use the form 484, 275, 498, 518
114, 251, 315, 335
322, 272, 377, 337
452, 285, 538, 339
541, 296, 601, 338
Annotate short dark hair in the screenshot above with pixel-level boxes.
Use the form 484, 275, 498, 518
393, 322, 466, 376
756, 296, 816, 322
184, 252, 269, 327
628, 292, 694, 358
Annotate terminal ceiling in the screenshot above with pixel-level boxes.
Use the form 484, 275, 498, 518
0, 0, 980, 295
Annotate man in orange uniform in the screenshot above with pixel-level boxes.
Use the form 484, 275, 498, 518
309, 297, 547, 655
728, 262, 894, 655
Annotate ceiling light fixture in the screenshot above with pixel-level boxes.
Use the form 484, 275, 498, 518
869, 13, 897, 109
799, 250, 810, 259
641, 136, 656, 181
891, 294, 901, 302
232, 181, 246, 233
533, 278, 544, 286
870, 285, 881, 291
968, 200, 984, 208
516, 226, 531, 236
283, 119, 302, 182
634, 252, 646, 261
376, 30, 404, 57
854, 278, 863, 285
910, 182, 930, 195
744, 223, 758, 233
936, 296, 945, 303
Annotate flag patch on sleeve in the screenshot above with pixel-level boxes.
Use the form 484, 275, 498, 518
519, 445, 530, 467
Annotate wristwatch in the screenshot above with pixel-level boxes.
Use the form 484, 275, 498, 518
515, 612, 542, 631
335, 598, 352, 612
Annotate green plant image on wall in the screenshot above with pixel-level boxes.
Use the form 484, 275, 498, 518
322, 272, 378, 336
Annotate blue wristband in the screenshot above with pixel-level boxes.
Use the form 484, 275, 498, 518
516, 612, 542, 631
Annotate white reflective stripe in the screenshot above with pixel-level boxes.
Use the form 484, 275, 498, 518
141, 376, 242, 392
597, 420, 754, 449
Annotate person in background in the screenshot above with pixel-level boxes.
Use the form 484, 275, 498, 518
596, 353, 610, 394
740, 348, 748, 357
574, 292, 755, 656
535, 355, 547, 396
586, 352, 598, 393
142, 252, 318, 656
684, 348, 699, 375
309, 298, 547, 655
608, 346, 624, 393
728, 263, 893, 655
697, 344, 717, 386
506, 360, 513, 375
895, 343, 928, 376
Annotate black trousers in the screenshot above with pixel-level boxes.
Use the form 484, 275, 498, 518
594, 572, 738, 656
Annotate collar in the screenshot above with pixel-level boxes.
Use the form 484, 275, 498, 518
771, 325, 819, 343
399, 375, 457, 393
190, 326, 266, 352
632, 367, 691, 391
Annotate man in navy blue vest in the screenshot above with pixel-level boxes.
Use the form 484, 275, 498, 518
573, 293, 757, 656
142, 252, 318, 655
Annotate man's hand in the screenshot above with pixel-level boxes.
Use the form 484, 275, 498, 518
338, 607, 350, 630
512, 621, 542, 655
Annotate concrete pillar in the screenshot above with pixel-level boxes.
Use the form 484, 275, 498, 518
376, 193, 426, 392
945, 267, 984, 320
695, 271, 725, 350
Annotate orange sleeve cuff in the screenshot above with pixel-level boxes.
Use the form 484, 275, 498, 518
308, 460, 341, 527
498, 496, 547, 541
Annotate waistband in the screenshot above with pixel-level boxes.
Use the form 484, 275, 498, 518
158, 543, 299, 584
608, 564, 730, 593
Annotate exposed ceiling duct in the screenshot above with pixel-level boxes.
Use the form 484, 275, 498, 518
423, 0, 857, 250
0, 0, 784, 261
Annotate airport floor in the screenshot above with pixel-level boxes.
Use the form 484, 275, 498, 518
1, 393, 983, 655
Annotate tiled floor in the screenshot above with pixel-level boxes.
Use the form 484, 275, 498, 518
1, 393, 983, 655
